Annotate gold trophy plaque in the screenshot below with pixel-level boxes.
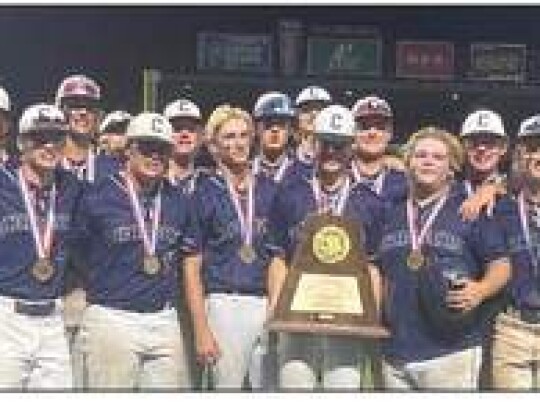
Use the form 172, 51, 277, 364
267, 213, 390, 338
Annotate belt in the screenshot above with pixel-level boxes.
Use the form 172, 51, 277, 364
14, 300, 56, 317
506, 307, 540, 324
208, 289, 265, 297
91, 301, 174, 314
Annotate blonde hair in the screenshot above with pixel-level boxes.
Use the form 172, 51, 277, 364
403, 126, 464, 173
205, 104, 253, 142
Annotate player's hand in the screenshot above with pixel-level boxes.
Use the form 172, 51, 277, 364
383, 155, 406, 172
459, 184, 498, 221
194, 325, 221, 366
445, 278, 487, 313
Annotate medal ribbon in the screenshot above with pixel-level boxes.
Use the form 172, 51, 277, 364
311, 176, 351, 216
253, 154, 290, 183
225, 174, 254, 247
125, 176, 162, 256
63, 150, 95, 182
18, 169, 56, 259
351, 163, 385, 196
406, 192, 448, 254
518, 192, 540, 277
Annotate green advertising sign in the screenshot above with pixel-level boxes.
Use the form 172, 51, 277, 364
307, 37, 382, 76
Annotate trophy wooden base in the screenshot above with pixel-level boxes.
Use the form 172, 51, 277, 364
267, 319, 390, 338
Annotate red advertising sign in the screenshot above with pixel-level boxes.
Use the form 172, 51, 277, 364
396, 41, 454, 79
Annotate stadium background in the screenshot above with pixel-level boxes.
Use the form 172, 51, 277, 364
1, 6, 540, 145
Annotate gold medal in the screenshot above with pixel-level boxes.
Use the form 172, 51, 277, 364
143, 255, 161, 276
32, 258, 55, 283
406, 250, 425, 271
239, 244, 257, 264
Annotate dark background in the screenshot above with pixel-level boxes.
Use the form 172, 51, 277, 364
2, 5, 540, 142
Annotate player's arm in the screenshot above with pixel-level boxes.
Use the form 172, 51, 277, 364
459, 178, 507, 221
183, 253, 221, 365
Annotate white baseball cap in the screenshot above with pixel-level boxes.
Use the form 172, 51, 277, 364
295, 86, 332, 107
461, 109, 506, 138
126, 112, 173, 144
352, 95, 393, 118
314, 104, 355, 142
99, 110, 132, 133
518, 115, 540, 139
0, 87, 10, 112
163, 99, 201, 121
19, 103, 67, 134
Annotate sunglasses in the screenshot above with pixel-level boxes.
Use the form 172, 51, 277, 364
464, 134, 504, 148
355, 116, 392, 132
63, 97, 100, 112
134, 140, 172, 157
24, 131, 66, 147
520, 138, 540, 153
260, 117, 292, 128
170, 118, 200, 133
319, 138, 350, 152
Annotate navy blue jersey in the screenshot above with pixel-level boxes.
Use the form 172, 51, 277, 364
266, 176, 386, 264
94, 153, 123, 183
62, 151, 120, 185
0, 166, 83, 300
287, 156, 314, 186
193, 171, 278, 296
254, 153, 314, 188
495, 196, 540, 310
352, 166, 408, 203
376, 189, 508, 363
73, 174, 200, 312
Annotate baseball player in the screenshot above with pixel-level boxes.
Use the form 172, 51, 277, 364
350, 95, 407, 202
0, 87, 14, 166
0, 103, 82, 389
377, 127, 510, 390
72, 112, 199, 389
252, 91, 307, 185
457, 109, 509, 220
294, 85, 332, 167
187, 104, 278, 389
266, 105, 386, 390
491, 114, 540, 389
97, 110, 131, 158
56, 74, 114, 184
163, 98, 203, 192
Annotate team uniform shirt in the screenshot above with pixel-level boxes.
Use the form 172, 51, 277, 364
266, 175, 385, 264
62, 150, 119, 185
350, 164, 408, 203
193, 171, 278, 296
0, 165, 83, 300
72, 173, 200, 313
253, 152, 313, 187
376, 186, 508, 363
495, 195, 540, 311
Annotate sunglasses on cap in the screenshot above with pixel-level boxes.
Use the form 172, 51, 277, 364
101, 121, 129, 135
355, 115, 392, 132
133, 139, 172, 157
63, 81, 100, 99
